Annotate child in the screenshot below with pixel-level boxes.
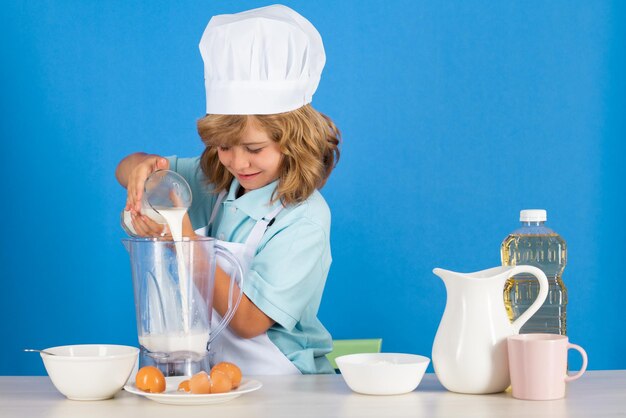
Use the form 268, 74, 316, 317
116, 5, 340, 375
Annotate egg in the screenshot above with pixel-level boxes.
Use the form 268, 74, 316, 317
211, 362, 242, 388
177, 379, 191, 393
135, 366, 166, 393
189, 371, 212, 394
209, 369, 232, 394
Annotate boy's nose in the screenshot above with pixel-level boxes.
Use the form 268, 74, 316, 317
231, 148, 250, 170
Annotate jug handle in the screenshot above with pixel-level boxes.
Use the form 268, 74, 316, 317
509, 265, 549, 333
208, 244, 245, 344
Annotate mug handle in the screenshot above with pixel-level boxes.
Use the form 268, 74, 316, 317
565, 343, 588, 382
207, 244, 245, 344
510, 265, 549, 333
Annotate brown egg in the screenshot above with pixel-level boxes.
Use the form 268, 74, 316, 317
211, 362, 242, 389
177, 379, 191, 393
209, 369, 232, 394
189, 371, 211, 394
135, 366, 166, 393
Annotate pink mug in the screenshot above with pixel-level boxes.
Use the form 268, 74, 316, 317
507, 333, 588, 400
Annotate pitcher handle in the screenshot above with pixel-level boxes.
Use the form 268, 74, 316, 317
208, 244, 245, 344
510, 265, 549, 333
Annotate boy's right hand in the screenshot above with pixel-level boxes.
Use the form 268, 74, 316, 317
122, 154, 170, 213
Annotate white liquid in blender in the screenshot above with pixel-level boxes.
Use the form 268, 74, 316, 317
140, 331, 209, 355
139, 206, 210, 355
156, 207, 190, 332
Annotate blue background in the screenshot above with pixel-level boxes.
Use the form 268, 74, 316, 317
2, 1, 624, 375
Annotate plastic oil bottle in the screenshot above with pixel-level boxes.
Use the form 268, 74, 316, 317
501, 209, 567, 335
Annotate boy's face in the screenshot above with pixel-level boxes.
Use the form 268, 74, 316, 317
217, 119, 282, 193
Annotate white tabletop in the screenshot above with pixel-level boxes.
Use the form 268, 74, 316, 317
0, 371, 624, 418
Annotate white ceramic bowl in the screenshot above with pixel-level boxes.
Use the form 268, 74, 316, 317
336, 353, 430, 395
41, 344, 139, 400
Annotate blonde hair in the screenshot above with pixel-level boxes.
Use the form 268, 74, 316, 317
197, 105, 341, 205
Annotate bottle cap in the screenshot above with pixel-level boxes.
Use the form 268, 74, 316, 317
520, 209, 547, 222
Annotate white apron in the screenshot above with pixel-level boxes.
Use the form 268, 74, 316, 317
195, 191, 301, 375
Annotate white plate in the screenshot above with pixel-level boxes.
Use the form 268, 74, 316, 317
124, 376, 262, 405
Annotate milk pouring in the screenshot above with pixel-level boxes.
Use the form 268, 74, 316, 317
138, 206, 192, 344
121, 169, 192, 236
123, 170, 244, 376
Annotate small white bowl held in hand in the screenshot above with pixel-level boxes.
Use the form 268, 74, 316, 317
41, 344, 139, 401
336, 353, 430, 395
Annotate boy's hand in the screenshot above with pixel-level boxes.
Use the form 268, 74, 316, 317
130, 212, 168, 237
131, 212, 197, 239
125, 155, 170, 213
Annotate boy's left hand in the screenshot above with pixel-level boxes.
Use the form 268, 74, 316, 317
130, 212, 197, 239
130, 212, 167, 237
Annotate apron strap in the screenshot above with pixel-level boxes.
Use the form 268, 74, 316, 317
242, 204, 284, 261
208, 190, 228, 227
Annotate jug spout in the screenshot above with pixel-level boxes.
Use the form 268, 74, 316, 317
432, 267, 445, 277
122, 239, 130, 252
433, 267, 462, 286
434, 266, 516, 285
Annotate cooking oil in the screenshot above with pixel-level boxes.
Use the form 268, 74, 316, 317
501, 209, 567, 335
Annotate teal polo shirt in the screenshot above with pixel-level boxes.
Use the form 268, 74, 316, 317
168, 156, 334, 374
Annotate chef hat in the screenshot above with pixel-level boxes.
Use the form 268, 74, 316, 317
199, 4, 325, 115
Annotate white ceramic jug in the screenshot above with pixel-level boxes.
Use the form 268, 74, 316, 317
432, 266, 548, 394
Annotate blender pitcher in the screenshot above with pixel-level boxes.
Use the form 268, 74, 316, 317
123, 237, 244, 376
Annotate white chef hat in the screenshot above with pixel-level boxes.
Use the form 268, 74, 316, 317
199, 4, 325, 115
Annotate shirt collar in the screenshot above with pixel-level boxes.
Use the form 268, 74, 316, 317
226, 179, 282, 220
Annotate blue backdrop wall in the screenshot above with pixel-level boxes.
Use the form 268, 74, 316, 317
2, 1, 624, 375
